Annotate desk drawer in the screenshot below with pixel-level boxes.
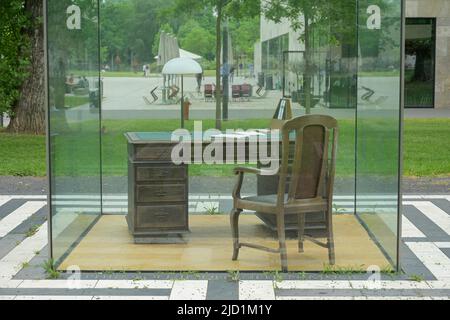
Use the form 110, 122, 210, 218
136, 205, 187, 229
136, 184, 186, 203
136, 166, 186, 182
134, 145, 173, 161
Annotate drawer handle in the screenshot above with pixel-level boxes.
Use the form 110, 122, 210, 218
154, 213, 168, 220
159, 170, 170, 175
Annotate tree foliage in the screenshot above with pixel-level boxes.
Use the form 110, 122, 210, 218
0, 0, 30, 115
101, 0, 177, 69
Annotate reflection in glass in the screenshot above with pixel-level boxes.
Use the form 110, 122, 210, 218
47, 0, 101, 263
405, 18, 436, 108
46, 0, 403, 272
356, 0, 402, 267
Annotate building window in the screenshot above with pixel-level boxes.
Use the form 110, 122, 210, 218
261, 33, 289, 90
405, 18, 436, 108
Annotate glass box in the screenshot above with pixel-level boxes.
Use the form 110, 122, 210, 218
45, 0, 404, 272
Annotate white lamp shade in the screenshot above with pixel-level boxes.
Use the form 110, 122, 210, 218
162, 57, 202, 75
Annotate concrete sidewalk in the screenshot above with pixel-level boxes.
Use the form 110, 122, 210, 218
0, 193, 450, 300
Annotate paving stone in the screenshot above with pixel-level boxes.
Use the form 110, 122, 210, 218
0, 234, 25, 259
440, 248, 450, 259
206, 280, 239, 300
404, 205, 450, 241
431, 199, 450, 216
0, 200, 26, 220
10, 207, 47, 235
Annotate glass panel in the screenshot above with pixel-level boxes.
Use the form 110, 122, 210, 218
405, 18, 435, 108
46, 0, 402, 272
356, 0, 402, 268
47, 0, 101, 265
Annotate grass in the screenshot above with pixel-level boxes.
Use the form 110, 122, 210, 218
0, 130, 46, 176
65, 95, 90, 108
0, 118, 449, 177
101, 71, 160, 78
205, 204, 220, 215
227, 270, 240, 282
43, 259, 60, 279
403, 119, 450, 176
358, 71, 400, 77
25, 225, 40, 238
409, 274, 425, 282
322, 264, 366, 275
72, 70, 217, 78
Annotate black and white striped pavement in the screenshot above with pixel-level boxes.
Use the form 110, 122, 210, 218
0, 194, 450, 300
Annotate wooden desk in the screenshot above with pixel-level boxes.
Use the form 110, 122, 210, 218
125, 132, 325, 243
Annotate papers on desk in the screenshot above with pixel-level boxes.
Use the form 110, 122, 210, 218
211, 131, 265, 140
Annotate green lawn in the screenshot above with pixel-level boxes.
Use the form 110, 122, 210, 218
403, 119, 450, 176
70, 70, 217, 78
0, 118, 448, 177
65, 96, 90, 108
0, 132, 46, 176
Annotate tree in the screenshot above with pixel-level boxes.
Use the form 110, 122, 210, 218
228, 16, 260, 63
0, 1, 31, 131
178, 20, 215, 60
172, 0, 260, 129
101, 0, 176, 69
406, 38, 432, 82
6, 0, 45, 134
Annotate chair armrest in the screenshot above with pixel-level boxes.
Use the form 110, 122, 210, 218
234, 167, 278, 176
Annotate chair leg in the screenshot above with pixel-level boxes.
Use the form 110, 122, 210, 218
298, 214, 306, 253
276, 212, 288, 272
327, 209, 336, 265
230, 208, 242, 261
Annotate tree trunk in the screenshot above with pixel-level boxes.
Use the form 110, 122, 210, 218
215, 5, 222, 130
7, 0, 45, 135
303, 12, 312, 115
412, 49, 428, 82
222, 21, 229, 121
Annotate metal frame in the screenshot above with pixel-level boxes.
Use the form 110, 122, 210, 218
44, 0, 103, 265
43, 0, 53, 262
354, 0, 404, 271
397, 0, 406, 273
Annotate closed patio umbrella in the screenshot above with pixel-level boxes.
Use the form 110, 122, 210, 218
162, 57, 203, 128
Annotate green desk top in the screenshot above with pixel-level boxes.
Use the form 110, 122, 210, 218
125, 131, 285, 144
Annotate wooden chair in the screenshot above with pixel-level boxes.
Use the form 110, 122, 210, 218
168, 85, 180, 100
150, 86, 159, 103
256, 85, 268, 98
241, 84, 252, 101
232, 85, 241, 101
204, 84, 214, 101
143, 87, 159, 105
230, 115, 339, 272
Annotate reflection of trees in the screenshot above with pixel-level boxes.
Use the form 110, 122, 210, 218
406, 38, 432, 82
263, 0, 398, 112
288, 60, 304, 92
263, 1, 357, 113
47, 0, 100, 132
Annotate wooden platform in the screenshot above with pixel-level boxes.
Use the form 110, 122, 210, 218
59, 214, 390, 272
